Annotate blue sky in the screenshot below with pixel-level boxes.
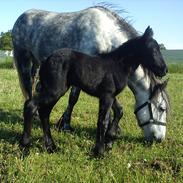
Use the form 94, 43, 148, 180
0, 0, 182, 49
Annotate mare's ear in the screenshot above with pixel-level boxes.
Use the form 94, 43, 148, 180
142, 26, 154, 41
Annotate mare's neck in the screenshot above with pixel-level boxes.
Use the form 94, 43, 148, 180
128, 65, 151, 107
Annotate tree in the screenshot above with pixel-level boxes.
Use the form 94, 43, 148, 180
159, 43, 166, 50
0, 30, 13, 51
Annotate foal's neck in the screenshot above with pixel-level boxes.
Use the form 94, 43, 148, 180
101, 37, 140, 69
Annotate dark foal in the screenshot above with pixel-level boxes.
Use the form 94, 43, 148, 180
20, 27, 167, 155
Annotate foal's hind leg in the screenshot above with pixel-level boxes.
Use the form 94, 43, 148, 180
56, 87, 81, 131
38, 101, 57, 153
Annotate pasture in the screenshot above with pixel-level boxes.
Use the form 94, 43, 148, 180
0, 58, 183, 182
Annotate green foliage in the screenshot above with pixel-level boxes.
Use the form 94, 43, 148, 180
0, 31, 13, 51
168, 64, 183, 74
159, 43, 166, 50
0, 69, 183, 182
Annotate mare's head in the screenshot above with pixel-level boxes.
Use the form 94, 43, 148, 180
138, 26, 168, 77
135, 78, 170, 142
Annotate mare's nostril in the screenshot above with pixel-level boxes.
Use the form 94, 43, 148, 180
154, 136, 163, 143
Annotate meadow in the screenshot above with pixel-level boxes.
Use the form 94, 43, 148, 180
0, 57, 183, 182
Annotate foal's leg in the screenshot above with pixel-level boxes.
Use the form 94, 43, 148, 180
38, 101, 57, 153
56, 87, 81, 131
106, 98, 123, 139
94, 95, 114, 155
19, 98, 38, 148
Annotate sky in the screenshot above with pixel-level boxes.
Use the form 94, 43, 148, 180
0, 0, 182, 49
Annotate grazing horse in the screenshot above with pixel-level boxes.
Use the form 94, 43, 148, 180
20, 27, 167, 155
12, 6, 169, 142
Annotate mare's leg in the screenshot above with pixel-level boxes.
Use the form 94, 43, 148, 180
14, 48, 33, 99
56, 87, 81, 131
94, 95, 114, 156
106, 98, 123, 139
19, 98, 38, 149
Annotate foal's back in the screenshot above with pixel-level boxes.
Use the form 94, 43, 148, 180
40, 49, 126, 97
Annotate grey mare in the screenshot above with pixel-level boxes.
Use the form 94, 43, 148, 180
12, 6, 169, 143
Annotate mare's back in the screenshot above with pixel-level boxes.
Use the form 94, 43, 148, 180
12, 7, 132, 61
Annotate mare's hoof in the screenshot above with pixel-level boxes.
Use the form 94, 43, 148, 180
46, 143, 57, 153
55, 122, 74, 132
107, 126, 121, 140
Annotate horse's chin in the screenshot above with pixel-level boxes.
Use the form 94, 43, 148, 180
143, 125, 166, 143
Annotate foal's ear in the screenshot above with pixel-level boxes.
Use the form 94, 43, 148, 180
142, 26, 154, 41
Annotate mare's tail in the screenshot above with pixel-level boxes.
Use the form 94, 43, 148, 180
13, 48, 35, 100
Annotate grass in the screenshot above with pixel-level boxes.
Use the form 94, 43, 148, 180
0, 57, 14, 69
0, 63, 183, 182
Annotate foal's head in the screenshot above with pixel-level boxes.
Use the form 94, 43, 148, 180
137, 26, 168, 77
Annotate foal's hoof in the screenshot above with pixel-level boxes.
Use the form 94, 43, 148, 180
46, 143, 57, 153
19, 141, 30, 157
93, 145, 105, 157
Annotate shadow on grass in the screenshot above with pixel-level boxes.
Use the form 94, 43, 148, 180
0, 108, 42, 145
62, 125, 145, 144
0, 128, 21, 144
0, 108, 22, 125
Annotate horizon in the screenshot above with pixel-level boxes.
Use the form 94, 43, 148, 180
0, 0, 182, 49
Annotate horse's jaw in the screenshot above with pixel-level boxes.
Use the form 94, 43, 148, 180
127, 65, 167, 142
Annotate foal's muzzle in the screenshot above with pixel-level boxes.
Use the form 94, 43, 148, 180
155, 65, 168, 77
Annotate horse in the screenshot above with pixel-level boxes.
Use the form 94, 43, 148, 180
20, 27, 168, 155
12, 6, 169, 143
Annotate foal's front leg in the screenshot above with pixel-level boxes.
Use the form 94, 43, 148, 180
106, 98, 123, 139
94, 95, 114, 156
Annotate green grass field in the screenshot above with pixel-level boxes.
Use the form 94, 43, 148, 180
0, 59, 183, 182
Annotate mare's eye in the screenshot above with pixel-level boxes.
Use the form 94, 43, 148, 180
159, 105, 166, 112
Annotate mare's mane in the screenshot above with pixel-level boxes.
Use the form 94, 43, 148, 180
144, 68, 170, 114
93, 5, 138, 39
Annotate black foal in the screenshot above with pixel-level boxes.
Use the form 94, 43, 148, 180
20, 27, 167, 155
